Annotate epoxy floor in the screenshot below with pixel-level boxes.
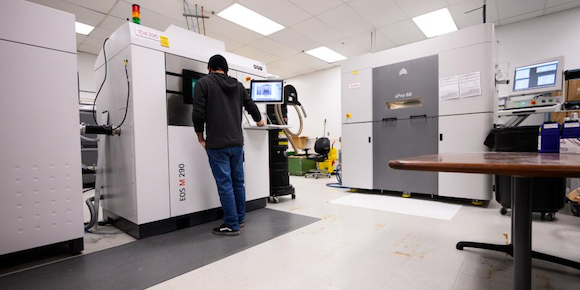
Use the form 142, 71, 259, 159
144, 176, 580, 290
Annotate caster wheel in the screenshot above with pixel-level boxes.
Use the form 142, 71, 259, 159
402, 191, 411, 198
291, 194, 296, 199
500, 207, 507, 215
471, 200, 483, 206
547, 213, 555, 221
572, 204, 580, 216
272, 196, 280, 203
541, 213, 546, 220
315, 176, 318, 179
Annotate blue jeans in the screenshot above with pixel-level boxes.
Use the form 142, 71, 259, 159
206, 146, 245, 231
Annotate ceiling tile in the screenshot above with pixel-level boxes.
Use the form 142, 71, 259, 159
204, 16, 264, 44
500, 10, 544, 25
206, 32, 245, 51
238, 0, 312, 27
449, 0, 499, 29
88, 27, 113, 40
27, 0, 106, 26
99, 16, 128, 31
317, 4, 375, 37
393, 0, 448, 18
350, 31, 396, 52
265, 65, 296, 78
379, 19, 426, 46
496, 0, 545, 19
82, 36, 105, 48
129, 0, 189, 22
178, 0, 234, 14
78, 43, 101, 55
288, 0, 344, 15
283, 53, 330, 68
327, 38, 369, 58
268, 28, 322, 51
296, 67, 316, 75
249, 38, 300, 58
76, 34, 87, 44
447, 0, 471, 4
233, 46, 281, 64
545, 0, 580, 14
62, 0, 116, 14
292, 18, 345, 45
546, 0, 577, 7
270, 58, 310, 73
110, 1, 188, 32
347, 0, 407, 28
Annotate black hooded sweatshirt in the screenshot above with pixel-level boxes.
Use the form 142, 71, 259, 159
192, 72, 262, 149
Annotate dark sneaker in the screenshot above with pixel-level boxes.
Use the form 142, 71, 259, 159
213, 224, 240, 236
240, 222, 245, 228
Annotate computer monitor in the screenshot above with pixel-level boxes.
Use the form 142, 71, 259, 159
250, 80, 284, 104
509, 56, 564, 96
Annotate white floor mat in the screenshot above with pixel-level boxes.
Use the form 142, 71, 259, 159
330, 194, 462, 221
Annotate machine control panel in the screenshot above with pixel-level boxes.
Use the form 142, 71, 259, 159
504, 95, 562, 110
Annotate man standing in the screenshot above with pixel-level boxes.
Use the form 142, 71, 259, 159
192, 55, 265, 236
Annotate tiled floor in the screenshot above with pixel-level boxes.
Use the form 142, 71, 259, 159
146, 176, 580, 290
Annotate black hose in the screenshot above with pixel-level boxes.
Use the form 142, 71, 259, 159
84, 195, 103, 231
93, 38, 110, 126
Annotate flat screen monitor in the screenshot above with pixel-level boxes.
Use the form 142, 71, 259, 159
182, 69, 206, 104
250, 80, 284, 104
509, 56, 564, 96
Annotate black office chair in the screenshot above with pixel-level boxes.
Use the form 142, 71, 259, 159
305, 137, 331, 179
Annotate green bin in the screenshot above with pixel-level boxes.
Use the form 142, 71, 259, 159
288, 156, 317, 176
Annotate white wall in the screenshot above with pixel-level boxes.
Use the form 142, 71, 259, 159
77, 51, 97, 104
496, 7, 580, 70
285, 67, 341, 144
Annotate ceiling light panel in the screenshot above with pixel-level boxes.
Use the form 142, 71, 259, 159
305, 46, 347, 63
217, 3, 285, 36
412, 8, 458, 38
75, 21, 95, 35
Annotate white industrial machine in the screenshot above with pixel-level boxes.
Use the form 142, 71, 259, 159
341, 23, 496, 202
0, 0, 84, 255
94, 22, 270, 238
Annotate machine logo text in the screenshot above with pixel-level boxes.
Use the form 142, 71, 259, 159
399, 68, 408, 76
395, 92, 413, 99
178, 163, 186, 201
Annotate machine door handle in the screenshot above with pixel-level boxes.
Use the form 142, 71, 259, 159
410, 114, 427, 119
440, 134, 443, 141
368, 137, 371, 143
382, 117, 397, 122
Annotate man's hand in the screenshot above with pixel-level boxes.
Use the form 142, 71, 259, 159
256, 120, 266, 127
196, 132, 206, 149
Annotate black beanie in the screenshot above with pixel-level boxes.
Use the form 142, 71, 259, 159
208, 54, 228, 72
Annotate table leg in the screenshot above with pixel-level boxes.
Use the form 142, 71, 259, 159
512, 176, 532, 290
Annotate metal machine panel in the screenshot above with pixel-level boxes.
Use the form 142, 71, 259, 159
372, 55, 439, 121
130, 46, 172, 224
168, 127, 221, 217
97, 45, 139, 224
342, 68, 373, 123
341, 123, 373, 189
0, 0, 76, 53
438, 42, 495, 116
438, 113, 493, 200
0, 39, 83, 255
373, 117, 439, 194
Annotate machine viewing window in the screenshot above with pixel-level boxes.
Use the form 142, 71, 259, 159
182, 69, 206, 104
387, 98, 423, 110
513, 60, 559, 92
250, 80, 284, 104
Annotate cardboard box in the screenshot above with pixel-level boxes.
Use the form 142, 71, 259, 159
550, 110, 580, 124
560, 138, 580, 154
567, 79, 580, 102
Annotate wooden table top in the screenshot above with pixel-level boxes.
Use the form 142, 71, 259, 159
389, 152, 580, 178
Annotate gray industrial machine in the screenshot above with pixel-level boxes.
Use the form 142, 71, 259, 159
341, 23, 496, 202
